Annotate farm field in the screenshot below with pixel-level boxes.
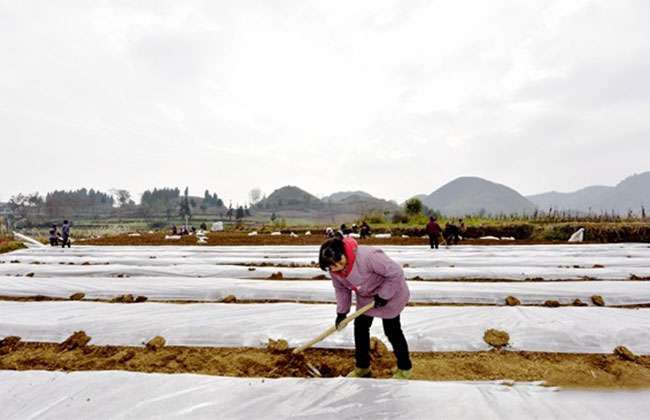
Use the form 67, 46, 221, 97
2, 243, 650, 418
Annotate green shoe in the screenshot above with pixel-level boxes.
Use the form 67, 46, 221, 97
391, 369, 412, 380
346, 367, 372, 378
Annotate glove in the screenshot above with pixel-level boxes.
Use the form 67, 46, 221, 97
374, 295, 388, 308
335, 313, 347, 330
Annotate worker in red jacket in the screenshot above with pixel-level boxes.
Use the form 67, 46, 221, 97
425, 217, 442, 249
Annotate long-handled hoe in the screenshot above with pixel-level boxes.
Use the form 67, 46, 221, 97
291, 302, 375, 377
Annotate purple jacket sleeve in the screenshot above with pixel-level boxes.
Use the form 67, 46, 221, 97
367, 249, 405, 300
332, 276, 352, 314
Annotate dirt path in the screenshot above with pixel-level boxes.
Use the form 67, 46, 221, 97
2, 294, 648, 308
2, 339, 649, 389
79, 232, 580, 247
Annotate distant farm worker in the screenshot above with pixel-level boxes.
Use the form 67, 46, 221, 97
48, 224, 60, 246
425, 217, 442, 249
319, 237, 412, 379
340, 224, 352, 236
444, 222, 460, 245
360, 222, 371, 239
325, 227, 335, 238
61, 220, 71, 248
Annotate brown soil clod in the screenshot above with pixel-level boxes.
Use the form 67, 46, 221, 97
25, 273, 35, 277
146, 336, 166, 351
222, 295, 237, 303
248, 267, 256, 271
312, 274, 327, 280
69, 292, 85, 301
614, 346, 638, 362
134, 296, 148, 303
573, 299, 588, 307
111, 294, 135, 303
0, 336, 21, 354
82, 262, 91, 266
268, 272, 284, 280
593, 264, 605, 268
505, 296, 520, 306
411, 276, 424, 281
267, 339, 289, 353
591, 295, 606, 306
484, 329, 510, 349
544, 300, 561, 308
60, 331, 91, 351
370, 337, 389, 357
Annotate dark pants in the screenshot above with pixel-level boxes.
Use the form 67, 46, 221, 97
61, 235, 71, 248
354, 314, 412, 370
428, 234, 439, 249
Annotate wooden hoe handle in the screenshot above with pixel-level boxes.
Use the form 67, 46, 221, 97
292, 302, 375, 354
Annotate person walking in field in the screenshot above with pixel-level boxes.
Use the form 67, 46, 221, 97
61, 220, 71, 248
425, 217, 442, 249
319, 236, 412, 379
48, 224, 60, 246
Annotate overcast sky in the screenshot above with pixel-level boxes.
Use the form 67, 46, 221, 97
1, 0, 649, 204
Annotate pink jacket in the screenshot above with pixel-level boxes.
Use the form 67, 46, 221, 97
330, 245, 410, 319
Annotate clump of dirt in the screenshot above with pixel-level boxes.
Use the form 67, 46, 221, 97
368, 337, 394, 376
222, 295, 237, 303
248, 267, 256, 271
60, 331, 91, 351
484, 329, 510, 349
573, 299, 588, 307
69, 292, 85, 301
116, 274, 129, 278
0, 336, 21, 354
411, 276, 424, 281
111, 294, 135, 303
593, 264, 605, 268
135, 296, 148, 303
268, 272, 284, 280
25, 273, 34, 277
614, 346, 638, 362
267, 339, 289, 353
505, 296, 520, 306
146, 336, 166, 351
370, 336, 389, 356
10, 260, 20, 263
591, 295, 606, 306
544, 300, 560, 308
403, 264, 410, 268
312, 275, 328, 280
630, 274, 650, 280
82, 262, 91, 266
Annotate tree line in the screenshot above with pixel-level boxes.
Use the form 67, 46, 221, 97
4, 187, 237, 228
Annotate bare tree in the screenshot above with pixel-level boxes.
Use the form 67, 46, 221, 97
111, 189, 134, 208
249, 188, 262, 206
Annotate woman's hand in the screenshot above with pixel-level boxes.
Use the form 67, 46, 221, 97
335, 313, 347, 330
374, 295, 388, 308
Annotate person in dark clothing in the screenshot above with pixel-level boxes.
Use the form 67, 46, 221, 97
171, 225, 178, 235
359, 222, 371, 239
444, 223, 460, 245
49, 224, 59, 246
425, 217, 442, 249
340, 224, 352, 236
200, 222, 207, 231
61, 220, 71, 248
